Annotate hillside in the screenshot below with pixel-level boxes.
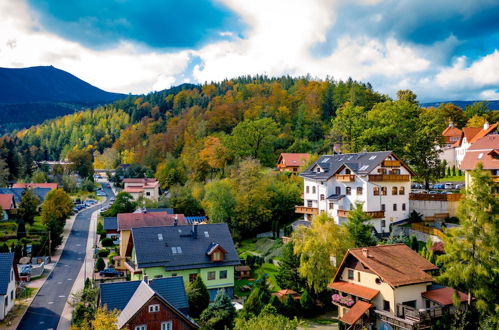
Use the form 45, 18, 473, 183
421, 100, 499, 110
0, 66, 127, 132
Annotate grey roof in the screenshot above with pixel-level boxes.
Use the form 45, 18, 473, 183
0, 253, 13, 295
132, 223, 240, 270
103, 217, 118, 231
0, 188, 49, 204
299, 151, 393, 180
149, 276, 189, 312
100, 280, 141, 311
327, 194, 345, 200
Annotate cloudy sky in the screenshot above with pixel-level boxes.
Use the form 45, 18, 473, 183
1, 0, 498, 101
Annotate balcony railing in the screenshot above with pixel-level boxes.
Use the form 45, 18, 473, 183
368, 174, 410, 182
337, 209, 384, 218
410, 193, 462, 202
382, 160, 401, 167
335, 174, 356, 182
411, 223, 445, 240
375, 304, 444, 330
295, 206, 319, 215
125, 259, 142, 274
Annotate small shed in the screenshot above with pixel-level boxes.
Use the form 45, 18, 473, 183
272, 289, 301, 301
235, 265, 251, 279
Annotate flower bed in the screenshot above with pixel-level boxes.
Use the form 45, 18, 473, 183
332, 294, 355, 307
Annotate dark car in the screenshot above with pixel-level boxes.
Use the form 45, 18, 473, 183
99, 268, 124, 277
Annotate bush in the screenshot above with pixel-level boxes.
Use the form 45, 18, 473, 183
101, 238, 114, 247
187, 276, 210, 318
300, 290, 315, 317
95, 257, 105, 272
108, 252, 118, 266
96, 222, 105, 235
97, 249, 110, 258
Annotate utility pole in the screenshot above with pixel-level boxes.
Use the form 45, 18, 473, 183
48, 231, 51, 257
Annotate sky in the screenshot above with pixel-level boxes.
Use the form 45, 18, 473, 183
0, 0, 498, 102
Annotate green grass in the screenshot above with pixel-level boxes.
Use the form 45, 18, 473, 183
237, 237, 284, 260
438, 175, 465, 182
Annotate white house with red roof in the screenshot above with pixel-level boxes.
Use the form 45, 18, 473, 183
123, 178, 160, 202
277, 153, 310, 173
0, 194, 16, 220
460, 135, 499, 193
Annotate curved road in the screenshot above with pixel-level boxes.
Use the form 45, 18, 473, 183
18, 184, 114, 330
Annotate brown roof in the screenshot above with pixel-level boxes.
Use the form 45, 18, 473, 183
422, 287, 470, 306
123, 187, 146, 193
469, 122, 498, 143
12, 183, 58, 190
117, 212, 187, 231
123, 178, 159, 187
462, 127, 482, 142
442, 125, 462, 138
278, 153, 310, 167
460, 135, 499, 170
328, 281, 379, 300
235, 265, 251, 271
340, 301, 372, 325
334, 244, 438, 287
0, 194, 14, 210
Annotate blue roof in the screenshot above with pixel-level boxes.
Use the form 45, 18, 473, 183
0, 253, 13, 295
100, 277, 189, 313
132, 223, 240, 270
185, 216, 206, 224
103, 217, 118, 231
149, 276, 189, 312
100, 280, 141, 311
0, 188, 50, 204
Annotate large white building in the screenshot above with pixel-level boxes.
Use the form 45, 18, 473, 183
297, 151, 414, 234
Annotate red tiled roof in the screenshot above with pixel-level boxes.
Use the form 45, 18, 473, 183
12, 183, 58, 190
462, 127, 482, 142
422, 287, 470, 306
340, 301, 372, 325
469, 122, 498, 143
123, 187, 145, 193
334, 244, 438, 287
460, 135, 499, 170
117, 212, 187, 231
0, 194, 14, 210
442, 126, 462, 138
278, 153, 310, 167
328, 281, 379, 300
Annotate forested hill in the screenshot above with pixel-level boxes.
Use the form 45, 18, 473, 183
0, 66, 126, 132
421, 100, 499, 110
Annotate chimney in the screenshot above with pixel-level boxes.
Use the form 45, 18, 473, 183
362, 248, 368, 258
484, 121, 490, 130
449, 121, 454, 128
174, 215, 178, 227
143, 275, 149, 284
191, 223, 198, 239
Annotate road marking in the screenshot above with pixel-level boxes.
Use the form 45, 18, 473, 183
48, 301, 54, 304
68, 278, 72, 281
57, 282, 62, 284
39, 321, 44, 324
77, 258, 82, 260
76, 244, 81, 247
58, 295, 65, 298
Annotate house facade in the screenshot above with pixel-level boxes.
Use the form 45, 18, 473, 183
329, 244, 469, 329
123, 178, 160, 202
297, 151, 414, 234
127, 223, 240, 300
0, 253, 17, 321
277, 153, 310, 173
0, 194, 16, 220
460, 135, 499, 193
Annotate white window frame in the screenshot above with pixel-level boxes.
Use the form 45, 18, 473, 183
161, 321, 172, 330
148, 304, 160, 312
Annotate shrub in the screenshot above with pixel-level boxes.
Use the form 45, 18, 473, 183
187, 276, 210, 318
95, 257, 105, 272
101, 238, 114, 247
97, 249, 110, 258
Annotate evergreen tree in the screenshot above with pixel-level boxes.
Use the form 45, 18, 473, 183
438, 164, 498, 321
451, 165, 456, 177
282, 294, 298, 317
243, 276, 271, 316
17, 219, 26, 240
187, 276, 210, 318
200, 289, 236, 329
300, 290, 315, 317
18, 188, 40, 225
344, 204, 377, 247
275, 242, 306, 292
95, 257, 105, 272
446, 167, 451, 177
409, 235, 419, 251
268, 294, 283, 314
0, 242, 9, 253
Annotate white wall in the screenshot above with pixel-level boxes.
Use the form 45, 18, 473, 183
0, 267, 15, 320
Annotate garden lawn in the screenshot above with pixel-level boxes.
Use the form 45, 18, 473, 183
438, 175, 464, 182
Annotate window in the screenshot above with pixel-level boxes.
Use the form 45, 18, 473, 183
146, 192, 151, 196
135, 325, 147, 330
381, 204, 385, 211
316, 167, 320, 172
161, 321, 172, 330
204, 231, 209, 238
346, 187, 351, 195
383, 300, 390, 311
149, 304, 160, 312
172, 246, 182, 254
373, 187, 379, 196
208, 271, 216, 280
335, 187, 341, 195
393, 204, 397, 211
381, 187, 387, 195
171, 273, 177, 276
426, 300, 431, 309
357, 271, 361, 282
158, 233, 163, 241
359, 165, 369, 171
11, 290, 13, 300
348, 269, 354, 280
399, 186, 405, 195
390, 169, 400, 174
312, 186, 316, 194
220, 270, 227, 279
329, 202, 334, 209
345, 169, 351, 174
478, 152, 484, 159
403, 300, 417, 308
381, 220, 386, 227
392, 187, 398, 195
320, 194, 325, 201
307, 200, 313, 207
378, 168, 386, 174
402, 203, 406, 211
189, 273, 198, 282
357, 187, 363, 195
212, 251, 223, 261
306, 186, 309, 193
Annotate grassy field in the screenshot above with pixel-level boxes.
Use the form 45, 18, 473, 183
438, 175, 465, 182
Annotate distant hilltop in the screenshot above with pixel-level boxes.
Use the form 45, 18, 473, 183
421, 100, 499, 110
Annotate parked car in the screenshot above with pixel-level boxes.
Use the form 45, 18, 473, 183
110, 197, 115, 202
20, 265, 32, 276
455, 183, 465, 189
96, 191, 106, 196
99, 268, 124, 277
411, 183, 424, 189
444, 183, 454, 189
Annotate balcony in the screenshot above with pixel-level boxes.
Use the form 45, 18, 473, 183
336, 174, 356, 182
125, 259, 142, 274
368, 174, 410, 182
382, 160, 401, 167
295, 206, 318, 215
337, 209, 384, 218
492, 176, 499, 183
375, 304, 444, 329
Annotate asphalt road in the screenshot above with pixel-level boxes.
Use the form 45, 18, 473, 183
17, 184, 114, 330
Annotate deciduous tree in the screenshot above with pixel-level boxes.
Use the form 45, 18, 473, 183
41, 189, 73, 224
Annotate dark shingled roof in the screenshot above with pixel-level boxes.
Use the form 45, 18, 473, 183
100, 280, 141, 311
0, 187, 50, 204
300, 151, 394, 180
132, 223, 240, 270
146, 208, 174, 214
100, 277, 189, 314
0, 253, 14, 295
103, 217, 118, 231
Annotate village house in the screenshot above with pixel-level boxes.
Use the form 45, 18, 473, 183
126, 223, 240, 300
0, 253, 17, 321
277, 153, 310, 173
297, 151, 414, 235
12, 182, 58, 190
123, 178, 160, 202
100, 276, 198, 330
460, 135, 499, 193
329, 244, 470, 329
116, 212, 187, 271
0, 194, 16, 220
103, 217, 119, 243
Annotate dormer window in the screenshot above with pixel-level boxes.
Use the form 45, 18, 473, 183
212, 251, 223, 261
207, 243, 227, 262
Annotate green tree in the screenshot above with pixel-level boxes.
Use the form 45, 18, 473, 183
396, 89, 418, 104
17, 219, 26, 240
101, 192, 137, 217
31, 169, 48, 183
68, 149, 94, 179
300, 290, 315, 317
227, 118, 280, 166
345, 203, 377, 247
438, 164, 498, 318
235, 305, 301, 330
452, 165, 456, 177
200, 289, 236, 330
187, 275, 210, 318
95, 257, 105, 272
0, 243, 9, 253
464, 101, 490, 119
243, 276, 271, 316
18, 188, 40, 225
0, 159, 9, 187
41, 189, 73, 224
293, 212, 354, 293
275, 242, 306, 292
155, 156, 186, 190
330, 102, 367, 152
164, 185, 203, 216
201, 179, 236, 223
